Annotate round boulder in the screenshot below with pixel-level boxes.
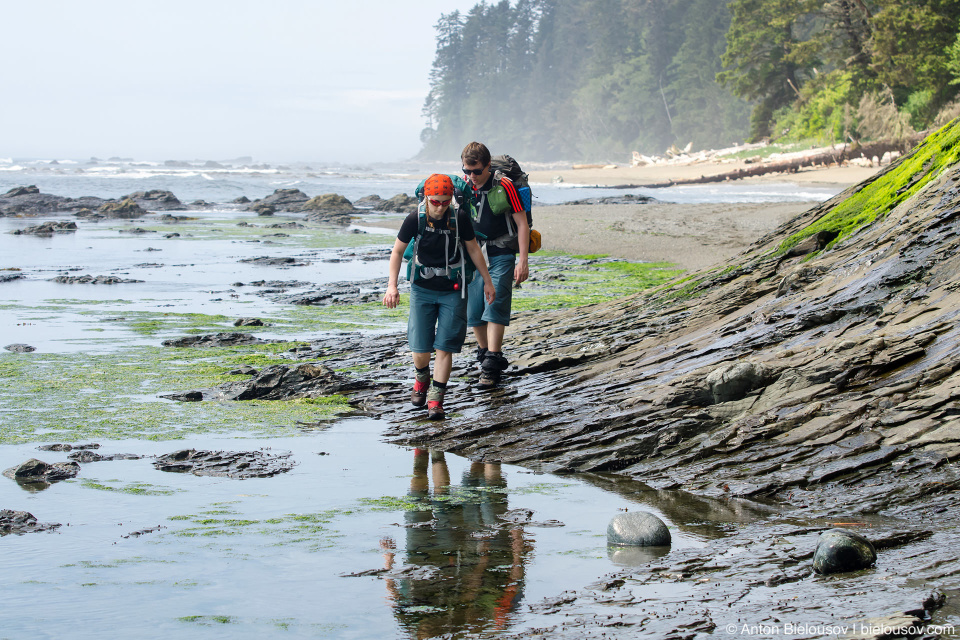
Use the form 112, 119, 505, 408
812, 528, 877, 574
607, 511, 671, 547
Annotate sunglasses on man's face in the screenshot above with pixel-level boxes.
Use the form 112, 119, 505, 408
428, 198, 452, 207
462, 166, 486, 176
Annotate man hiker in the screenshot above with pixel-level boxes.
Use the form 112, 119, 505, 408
383, 173, 495, 420
460, 141, 530, 389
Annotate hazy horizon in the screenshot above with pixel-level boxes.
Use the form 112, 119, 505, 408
3, 1, 479, 165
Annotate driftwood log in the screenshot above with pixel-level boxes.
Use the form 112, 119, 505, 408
608, 135, 925, 189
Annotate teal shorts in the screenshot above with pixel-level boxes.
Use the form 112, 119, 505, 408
407, 284, 468, 353
468, 253, 515, 327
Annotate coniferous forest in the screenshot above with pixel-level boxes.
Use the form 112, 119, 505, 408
418, 0, 960, 161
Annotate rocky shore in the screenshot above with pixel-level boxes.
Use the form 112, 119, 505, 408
0, 185, 416, 224
155, 124, 960, 636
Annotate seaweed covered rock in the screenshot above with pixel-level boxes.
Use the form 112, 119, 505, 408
122, 190, 185, 211
302, 193, 356, 223
98, 198, 145, 218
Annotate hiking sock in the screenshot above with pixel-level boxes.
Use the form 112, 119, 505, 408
475, 347, 488, 366
427, 381, 447, 419
412, 366, 431, 408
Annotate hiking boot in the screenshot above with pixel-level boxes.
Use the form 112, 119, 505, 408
411, 370, 430, 408
476, 368, 500, 390
481, 351, 509, 373
426, 386, 446, 420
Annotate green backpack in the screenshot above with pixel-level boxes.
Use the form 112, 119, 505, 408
482, 155, 538, 253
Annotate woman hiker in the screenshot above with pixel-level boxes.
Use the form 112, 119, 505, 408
383, 173, 495, 420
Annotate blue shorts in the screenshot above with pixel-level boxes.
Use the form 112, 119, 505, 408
468, 253, 514, 327
407, 284, 468, 354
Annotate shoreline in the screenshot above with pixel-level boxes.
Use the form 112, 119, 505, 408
527, 158, 881, 188
356, 199, 820, 272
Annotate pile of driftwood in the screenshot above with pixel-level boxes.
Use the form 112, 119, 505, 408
618, 135, 924, 189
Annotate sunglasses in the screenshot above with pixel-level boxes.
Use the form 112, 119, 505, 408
428, 198, 452, 207
462, 166, 487, 176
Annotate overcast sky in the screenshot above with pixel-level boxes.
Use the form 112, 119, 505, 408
2, 0, 478, 163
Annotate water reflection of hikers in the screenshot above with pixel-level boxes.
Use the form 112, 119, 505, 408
383, 174, 495, 420
460, 142, 531, 389
381, 449, 531, 638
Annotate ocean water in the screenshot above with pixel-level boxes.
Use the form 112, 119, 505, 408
0, 157, 843, 205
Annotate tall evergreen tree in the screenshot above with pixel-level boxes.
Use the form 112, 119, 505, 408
717, 0, 822, 140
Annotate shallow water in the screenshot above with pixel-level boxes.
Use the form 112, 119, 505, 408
0, 418, 773, 639
0, 181, 840, 638
0, 158, 842, 205
0, 210, 398, 352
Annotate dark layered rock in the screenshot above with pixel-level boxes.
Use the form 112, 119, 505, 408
38, 443, 100, 451
0, 185, 107, 216
374, 193, 418, 214
233, 317, 266, 327
0, 510, 61, 535
0, 272, 25, 283
67, 451, 141, 463
239, 256, 310, 267
50, 274, 144, 284
117, 228, 156, 234
3, 458, 80, 484
4, 344, 35, 353
560, 194, 658, 205
245, 188, 310, 212
10, 221, 77, 235
214, 362, 370, 400
121, 190, 185, 211
153, 448, 295, 478
161, 332, 274, 348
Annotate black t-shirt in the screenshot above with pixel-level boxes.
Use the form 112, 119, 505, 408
470, 176, 518, 258
398, 208, 476, 291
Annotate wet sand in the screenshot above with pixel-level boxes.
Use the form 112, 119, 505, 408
359, 201, 817, 273
530, 201, 813, 271
361, 163, 875, 272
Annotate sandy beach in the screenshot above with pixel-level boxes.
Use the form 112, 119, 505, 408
527, 158, 880, 188
363, 161, 875, 272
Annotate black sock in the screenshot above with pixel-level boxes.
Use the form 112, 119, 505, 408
432, 380, 447, 390
416, 365, 430, 374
